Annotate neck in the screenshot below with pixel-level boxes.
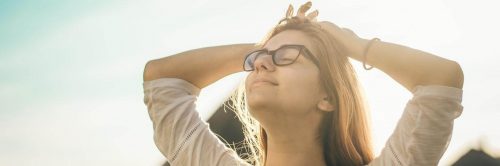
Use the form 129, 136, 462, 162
262, 113, 327, 166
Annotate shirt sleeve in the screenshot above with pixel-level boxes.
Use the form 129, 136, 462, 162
143, 77, 250, 166
368, 85, 464, 166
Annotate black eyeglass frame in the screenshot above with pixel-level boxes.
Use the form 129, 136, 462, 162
243, 44, 321, 71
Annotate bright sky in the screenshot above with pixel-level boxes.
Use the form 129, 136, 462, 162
1, 0, 499, 165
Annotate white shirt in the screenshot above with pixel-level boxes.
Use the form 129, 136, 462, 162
143, 77, 463, 166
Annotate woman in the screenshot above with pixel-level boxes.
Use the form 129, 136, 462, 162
142, 2, 464, 166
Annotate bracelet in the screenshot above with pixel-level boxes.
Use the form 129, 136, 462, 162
363, 38, 380, 70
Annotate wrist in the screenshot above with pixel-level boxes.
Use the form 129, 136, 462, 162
348, 38, 370, 61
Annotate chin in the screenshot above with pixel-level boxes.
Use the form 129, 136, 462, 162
247, 96, 268, 111
248, 95, 275, 111
250, 102, 285, 122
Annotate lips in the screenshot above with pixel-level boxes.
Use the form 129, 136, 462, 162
251, 78, 278, 87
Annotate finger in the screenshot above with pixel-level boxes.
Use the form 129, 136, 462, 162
286, 4, 294, 18
306, 9, 318, 21
297, 1, 312, 18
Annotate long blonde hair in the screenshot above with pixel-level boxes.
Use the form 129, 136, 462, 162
228, 17, 374, 166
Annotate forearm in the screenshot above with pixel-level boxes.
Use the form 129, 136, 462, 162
351, 39, 464, 92
143, 43, 257, 88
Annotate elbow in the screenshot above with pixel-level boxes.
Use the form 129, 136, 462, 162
416, 61, 464, 89
143, 60, 158, 82
451, 61, 464, 89
439, 61, 464, 89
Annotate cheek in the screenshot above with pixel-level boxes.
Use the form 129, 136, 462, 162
278, 70, 322, 109
281, 79, 320, 103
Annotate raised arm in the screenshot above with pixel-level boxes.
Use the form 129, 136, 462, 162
350, 38, 464, 91
318, 21, 464, 92
143, 43, 257, 88
142, 44, 257, 165
315, 20, 465, 165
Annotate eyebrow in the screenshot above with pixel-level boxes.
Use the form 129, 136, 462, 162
262, 44, 301, 51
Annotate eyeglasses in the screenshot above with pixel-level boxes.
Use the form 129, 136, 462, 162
243, 44, 320, 71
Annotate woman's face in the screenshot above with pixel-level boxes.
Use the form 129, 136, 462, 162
245, 29, 331, 122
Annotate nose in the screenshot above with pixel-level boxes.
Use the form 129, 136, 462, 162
253, 54, 276, 72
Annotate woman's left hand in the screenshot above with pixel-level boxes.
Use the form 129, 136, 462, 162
317, 21, 369, 60
289, 1, 369, 60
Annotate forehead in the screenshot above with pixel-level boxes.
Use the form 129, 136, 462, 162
264, 30, 314, 51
